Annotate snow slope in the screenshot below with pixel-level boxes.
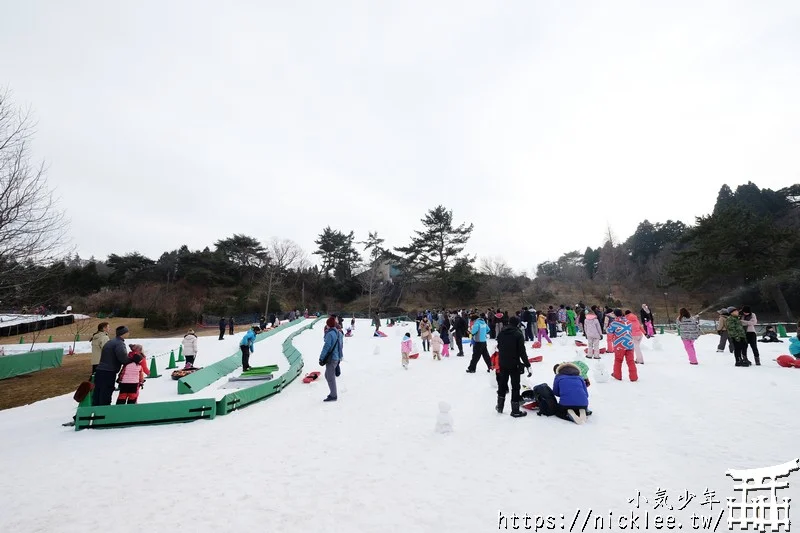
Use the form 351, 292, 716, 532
0, 318, 798, 533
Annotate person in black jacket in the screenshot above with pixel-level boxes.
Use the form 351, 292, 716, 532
546, 306, 559, 339
452, 313, 468, 356
521, 308, 533, 341
92, 326, 142, 406
228, 317, 235, 335
495, 316, 532, 418
218, 318, 226, 340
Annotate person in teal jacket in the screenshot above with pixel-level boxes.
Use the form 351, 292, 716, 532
466, 314, 492, 373
240, 325, 260, 371
790, 335, 800, 358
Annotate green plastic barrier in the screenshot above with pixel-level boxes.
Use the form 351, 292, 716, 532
216, 317, 323, 416
177, 318, 304, 395
0, 348, 63, 380
75, 398, 216, 430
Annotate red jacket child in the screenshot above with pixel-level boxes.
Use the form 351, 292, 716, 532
116, 344, 149, 405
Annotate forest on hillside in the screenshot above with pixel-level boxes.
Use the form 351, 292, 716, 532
2, 92, 799, 327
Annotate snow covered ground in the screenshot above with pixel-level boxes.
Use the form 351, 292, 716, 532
1, 318, 798, 533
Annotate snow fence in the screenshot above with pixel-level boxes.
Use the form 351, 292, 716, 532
74, 317, 323, 431
0, 348, 63, 380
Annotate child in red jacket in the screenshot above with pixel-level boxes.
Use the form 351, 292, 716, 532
116, 344, 150, 404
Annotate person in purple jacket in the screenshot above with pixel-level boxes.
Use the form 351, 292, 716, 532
552, 362, 589, 425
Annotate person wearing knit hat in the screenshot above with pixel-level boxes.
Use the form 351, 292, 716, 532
93, 325, 142, 406
716, 309, 734, 354
319, 316, 343, 401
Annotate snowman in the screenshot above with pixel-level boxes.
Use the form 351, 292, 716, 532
435, 401, 454, 434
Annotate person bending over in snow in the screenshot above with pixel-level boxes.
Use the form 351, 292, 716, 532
495, 316, 532, 418
240, 325, 260, 372
759, 326, 781, 343
552, 362, 590, 425
400, 332, 412, 370
430, 330, 443, 361
116, 344, 150, 404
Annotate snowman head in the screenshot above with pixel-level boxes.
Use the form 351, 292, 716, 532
438, 401, 451, 413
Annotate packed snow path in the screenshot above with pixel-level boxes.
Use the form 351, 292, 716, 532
0, 318, 798, 532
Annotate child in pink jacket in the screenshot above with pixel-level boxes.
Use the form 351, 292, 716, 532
430, 331, 444, 361
401, 332, 413, 370
116, 344, 150, 404
625, 311, 646, 364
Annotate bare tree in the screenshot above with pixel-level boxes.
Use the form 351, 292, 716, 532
479, 256, 515, 307
69, 315, 92, 353
0, 90, 68, 303
358, 231, 386, 317
261, 238, 304, 315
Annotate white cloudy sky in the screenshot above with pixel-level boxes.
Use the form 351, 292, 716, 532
2, 1, 798, 273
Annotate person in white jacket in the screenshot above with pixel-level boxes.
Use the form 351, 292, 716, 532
583, 313, 603, 359
182, 330, 198, 368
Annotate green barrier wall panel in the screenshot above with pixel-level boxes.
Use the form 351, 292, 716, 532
0, 348, 63, 380
177, 318, 304, 395
75, 398, 216, 430
215, 317, 322, 416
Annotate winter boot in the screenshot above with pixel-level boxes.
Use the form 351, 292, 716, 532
510, 401, 527, 418
496, 395, 505, 414
466, 368, 476, 373
754, 356, 761, 366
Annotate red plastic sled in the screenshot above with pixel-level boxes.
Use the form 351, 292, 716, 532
408, 353, 419, 359
575, 340, 587, 347
531, 341, 542, 349
599, 348, 607, 354
303, 371, 321, 383
528, 355, 543, 363
776, 355, 800, 368
522, 401, 538, 410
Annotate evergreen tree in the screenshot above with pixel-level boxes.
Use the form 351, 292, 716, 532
395, 206, 474, 306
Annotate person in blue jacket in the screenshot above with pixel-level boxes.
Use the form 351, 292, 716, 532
466, 313, 492, 373
240, 325, 260, 371
319, 316, 343, 402
552, 362, 589, 425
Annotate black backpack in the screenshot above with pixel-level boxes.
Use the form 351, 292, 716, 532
532, 383, 558, 417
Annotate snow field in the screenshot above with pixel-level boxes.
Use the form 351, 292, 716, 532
0, 318, 798, 532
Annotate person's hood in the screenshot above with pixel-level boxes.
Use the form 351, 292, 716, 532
585, 313, 598, 320
556, 362, 581, 376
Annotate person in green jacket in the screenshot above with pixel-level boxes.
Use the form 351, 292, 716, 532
566, 306, 577, 336
725, 307, 751, 367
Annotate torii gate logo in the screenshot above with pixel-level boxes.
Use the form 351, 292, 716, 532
726, 458, 799, 532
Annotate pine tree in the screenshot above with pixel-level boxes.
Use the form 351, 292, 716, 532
395, 206, 474, 306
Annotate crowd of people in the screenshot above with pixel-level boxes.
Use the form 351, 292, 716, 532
79, 302, 799, 421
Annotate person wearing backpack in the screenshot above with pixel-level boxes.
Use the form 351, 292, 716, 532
725, 308, 751, 367
552, 362, 590, 425
494, 316, 532, 418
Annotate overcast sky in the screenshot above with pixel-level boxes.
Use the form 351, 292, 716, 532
2, 1, 798, 273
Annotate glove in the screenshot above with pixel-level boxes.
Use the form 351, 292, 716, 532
527, 369, 532, 378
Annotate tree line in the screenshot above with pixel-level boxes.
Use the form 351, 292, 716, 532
2, 90, 798, 326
